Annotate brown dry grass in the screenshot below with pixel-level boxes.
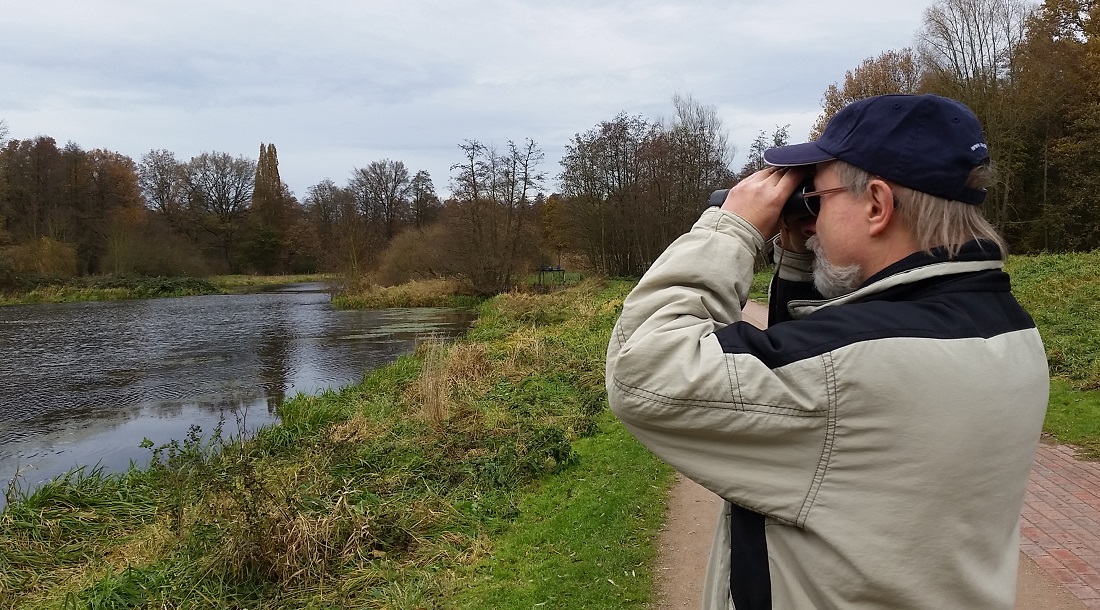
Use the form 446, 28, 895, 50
334, 278, 467, 309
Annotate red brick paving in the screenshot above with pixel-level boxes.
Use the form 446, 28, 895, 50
1023, 443, 1100, 609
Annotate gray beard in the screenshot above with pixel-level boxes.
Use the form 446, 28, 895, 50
807, 236, 863, 299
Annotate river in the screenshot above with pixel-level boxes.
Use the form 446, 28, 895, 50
0, 283, 475, 506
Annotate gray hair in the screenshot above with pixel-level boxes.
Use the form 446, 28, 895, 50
830, 160, 1007, 259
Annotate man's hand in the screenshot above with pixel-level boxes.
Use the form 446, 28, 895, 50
720, 167, 807, 238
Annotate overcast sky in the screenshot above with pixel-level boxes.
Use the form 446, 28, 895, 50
1, 1, 935, 200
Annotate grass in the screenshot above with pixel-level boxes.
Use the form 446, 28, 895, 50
750, 269, 773, 302
1006, 252, 1100, 389
1044, 379, 1100, 457
208, 274, 335, 291
7, 249, 1100, 608
0, 274, 339, 306
1005, 251, 1100, 456
333, 279, 484, 309
0, 277, 672, 609
448, 412, 670, 609
0, 276, 222, 305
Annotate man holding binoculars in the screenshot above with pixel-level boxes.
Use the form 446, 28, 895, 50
606, 94, 1049, 609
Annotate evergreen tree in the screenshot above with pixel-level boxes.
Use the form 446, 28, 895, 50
248, 143, 290, 273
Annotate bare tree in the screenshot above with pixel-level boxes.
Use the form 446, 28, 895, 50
349, 159, 412, 241
443, 138, 545, 292
560, 114, 656, 276
185, 151, 256, 271
559, 99, 733, 277
918, 0, 1031, 92
918, 0, 1035, 230
305, 178, 365, 275
665, 94, 735, 233
138, 149, 187, 223
739, 125, 789, 179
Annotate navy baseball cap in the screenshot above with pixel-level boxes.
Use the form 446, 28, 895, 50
763, 94, 990, 205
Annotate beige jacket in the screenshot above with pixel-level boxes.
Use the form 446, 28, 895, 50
606, 208, 1049, 609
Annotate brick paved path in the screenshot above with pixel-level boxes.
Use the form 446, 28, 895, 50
1022, 443, 1100, 608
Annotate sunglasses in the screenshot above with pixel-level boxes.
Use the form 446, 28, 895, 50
792, 185, 848, 217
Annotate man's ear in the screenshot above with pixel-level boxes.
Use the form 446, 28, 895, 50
865, 179, 896, 237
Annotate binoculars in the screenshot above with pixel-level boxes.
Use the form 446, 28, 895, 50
709, 176, 817, 217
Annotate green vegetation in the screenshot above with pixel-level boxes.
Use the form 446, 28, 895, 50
333, 278, 484, 309
0, 276, 221, 306
208, 274, 336, 291
750, 269, 773, 302
1044, 380, 1100, 457
332, 272, 590, 311
7, 251, 1100, 608
0, 279, 673, 609
1006, 252, 1100, 456
1006, 252, 1100, 389
0, 274, 337, 306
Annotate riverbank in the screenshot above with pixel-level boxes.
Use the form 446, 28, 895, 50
0, 274, 334, 306
332, 278, 484, 309
5, 249, 1095, 609
0, 278, 672, 609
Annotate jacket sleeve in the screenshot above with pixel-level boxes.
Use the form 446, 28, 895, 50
606, 208, 831, 526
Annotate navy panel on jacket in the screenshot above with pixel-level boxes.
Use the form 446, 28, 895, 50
715, 269, 1037, 371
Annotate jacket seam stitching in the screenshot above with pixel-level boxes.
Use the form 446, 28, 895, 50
612, 379, 826, 418
726, 346, 745, 408
797, 352, 837, 526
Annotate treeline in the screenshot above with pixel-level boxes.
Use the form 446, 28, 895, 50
0, 92, 741, 292
2, 0, 1097, 292
554, 0, 1100, 277
811, 0, 1100, 253
0, 137, 318, 281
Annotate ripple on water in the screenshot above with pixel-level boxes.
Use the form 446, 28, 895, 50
0, 288, 475, 507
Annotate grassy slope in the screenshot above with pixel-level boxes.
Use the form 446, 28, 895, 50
0, 274, 335, 306
1007, 252, 1100, 455
448, 412, 670, 609
0, 279, 673, 609
5, 251, 1100, 608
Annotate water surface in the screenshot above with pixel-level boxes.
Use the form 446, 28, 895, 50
0, 283, 473, 501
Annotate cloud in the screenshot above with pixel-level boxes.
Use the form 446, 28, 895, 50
0, 0, 935, 198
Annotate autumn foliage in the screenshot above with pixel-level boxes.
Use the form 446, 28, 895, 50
3, 0, 1100, 293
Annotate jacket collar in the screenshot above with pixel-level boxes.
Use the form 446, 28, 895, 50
787, 240, 1005, 319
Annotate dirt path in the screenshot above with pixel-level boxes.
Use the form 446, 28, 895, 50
651, 301, 1088, 609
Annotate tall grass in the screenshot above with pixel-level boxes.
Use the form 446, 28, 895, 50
207, 274, 335, 290
0, 277, 670, 609
0, 274, 338, 306
333, 278, 483, 309
0, 276, 220, 306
